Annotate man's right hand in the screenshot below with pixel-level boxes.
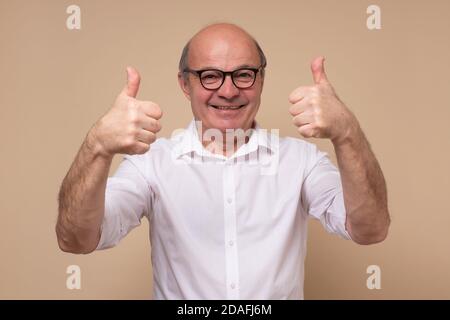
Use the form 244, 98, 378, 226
91, 67, 163, 157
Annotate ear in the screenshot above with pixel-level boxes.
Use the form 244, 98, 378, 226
178, 72, 191, 101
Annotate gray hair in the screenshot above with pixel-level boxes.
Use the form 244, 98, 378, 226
178, 38, 267, 80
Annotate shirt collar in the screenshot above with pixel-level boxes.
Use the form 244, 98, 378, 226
171, 118, 278, 161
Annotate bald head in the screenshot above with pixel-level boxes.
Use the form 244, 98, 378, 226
192, 23, 251, 40
179, 23, 266, 77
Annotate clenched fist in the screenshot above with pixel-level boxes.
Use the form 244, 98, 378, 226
288, 57, 358, 145
91, 67, 163, 157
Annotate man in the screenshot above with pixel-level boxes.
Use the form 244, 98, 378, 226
56, 23, 390, 299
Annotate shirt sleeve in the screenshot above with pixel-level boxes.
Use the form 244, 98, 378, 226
301, 145, 352, 240
96, 155, 152, 250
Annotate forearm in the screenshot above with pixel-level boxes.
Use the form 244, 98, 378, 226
333, 122, 390, 245
56, 127, 113, 254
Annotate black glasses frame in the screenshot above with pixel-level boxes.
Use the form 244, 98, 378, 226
183, 66, 263, 90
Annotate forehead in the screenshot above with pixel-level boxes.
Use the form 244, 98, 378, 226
188, 31, 260, 70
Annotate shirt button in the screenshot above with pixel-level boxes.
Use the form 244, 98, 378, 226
227, 197, 233, 204
230, 283, 236, 289
228, 240, 234, 246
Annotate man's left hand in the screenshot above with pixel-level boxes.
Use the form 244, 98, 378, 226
288, 56, 358, 145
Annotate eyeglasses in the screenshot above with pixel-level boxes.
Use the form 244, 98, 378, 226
183, 66, 263, 90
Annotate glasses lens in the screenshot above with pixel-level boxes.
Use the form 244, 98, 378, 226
233, 69, 256, 88
200, 70, 223, 89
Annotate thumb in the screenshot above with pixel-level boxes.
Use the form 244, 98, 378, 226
123, 66, 141, 98
311, 56, 329, 85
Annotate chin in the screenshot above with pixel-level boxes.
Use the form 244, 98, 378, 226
211, 118, 248, 131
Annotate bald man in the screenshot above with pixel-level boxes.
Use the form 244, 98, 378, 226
56, 23, 390, 299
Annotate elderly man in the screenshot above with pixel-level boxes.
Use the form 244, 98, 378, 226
56, 23, 390, 299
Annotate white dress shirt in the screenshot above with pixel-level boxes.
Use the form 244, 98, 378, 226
96, 119, 351, 299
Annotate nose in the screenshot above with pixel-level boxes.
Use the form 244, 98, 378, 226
216, 74, 240, 99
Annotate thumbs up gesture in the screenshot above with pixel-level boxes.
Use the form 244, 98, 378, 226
91, 67, 163, 157
288, 57, 357, 145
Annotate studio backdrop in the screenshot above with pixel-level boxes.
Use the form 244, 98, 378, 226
1, 0, 449, 299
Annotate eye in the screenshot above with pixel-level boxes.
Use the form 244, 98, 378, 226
238, 72, 251, 78
235, 70, 254, 80
201, 71, 222, 82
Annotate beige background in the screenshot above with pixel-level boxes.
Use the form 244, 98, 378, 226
1, 0, 449, 299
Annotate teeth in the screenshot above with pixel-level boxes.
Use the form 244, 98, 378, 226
211, 105, 243, 110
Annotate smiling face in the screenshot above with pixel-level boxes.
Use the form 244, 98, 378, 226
178, 24, 264, 134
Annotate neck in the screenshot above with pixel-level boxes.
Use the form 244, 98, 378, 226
196, 121, 256, 157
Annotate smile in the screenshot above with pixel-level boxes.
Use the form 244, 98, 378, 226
209, 104, 246, 110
